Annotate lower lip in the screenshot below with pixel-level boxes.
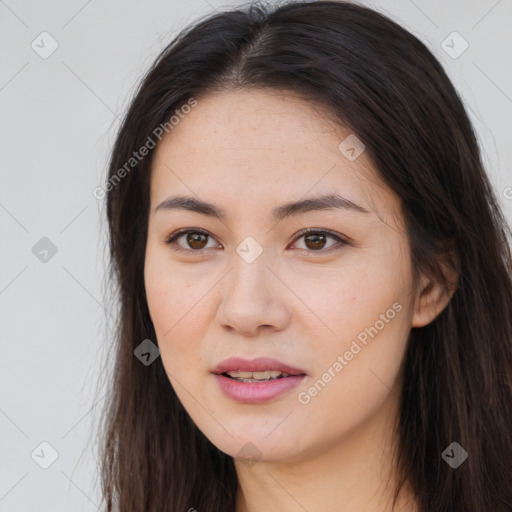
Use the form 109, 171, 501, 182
213, 374, 306, 404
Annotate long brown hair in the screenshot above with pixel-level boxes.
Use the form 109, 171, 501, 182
97, 1, 512, 510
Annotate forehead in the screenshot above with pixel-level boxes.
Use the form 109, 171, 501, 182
149, 89, 399, 221
155, 88, 349, 166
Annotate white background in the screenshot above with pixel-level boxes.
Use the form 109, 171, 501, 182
1, 0, 511, 510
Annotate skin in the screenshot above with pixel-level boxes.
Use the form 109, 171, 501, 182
144, 89, 454, 512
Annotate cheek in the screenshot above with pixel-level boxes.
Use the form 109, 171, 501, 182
285, 257, 409, 346
145, 243, 207, 328
144, 258, 206, 369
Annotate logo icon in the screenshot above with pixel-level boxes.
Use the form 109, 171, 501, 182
441, 32, 469, 59
339, 134, 365, 161
236, 442, 263, 468
32, 237, 58, 263
236, 237, 263, 264
441, 441, 468, 468
31, 441, 59, 469
31, 32, 59, 59
134, 339, 160, 366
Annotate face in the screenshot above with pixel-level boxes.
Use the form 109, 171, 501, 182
144, 89, 434, 465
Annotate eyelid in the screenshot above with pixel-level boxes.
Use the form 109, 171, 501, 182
165, 227, 349, 254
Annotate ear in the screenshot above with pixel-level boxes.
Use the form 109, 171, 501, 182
411, 255, 459, 328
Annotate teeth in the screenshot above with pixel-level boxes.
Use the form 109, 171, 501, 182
225, 370, 289, 381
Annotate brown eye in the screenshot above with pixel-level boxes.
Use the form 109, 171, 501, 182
165, 229, 219, 252
292, 229, 346, 253
304, 233, 327, 250
186, 232, 208, 249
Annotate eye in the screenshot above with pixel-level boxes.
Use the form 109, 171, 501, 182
165, 227, 348, 254
289, 228, 348, 253
165, 228, 220, 253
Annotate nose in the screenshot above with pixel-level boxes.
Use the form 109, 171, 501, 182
216, 250, 291, 337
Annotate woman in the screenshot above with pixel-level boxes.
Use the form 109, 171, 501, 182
97, 1, 512, 511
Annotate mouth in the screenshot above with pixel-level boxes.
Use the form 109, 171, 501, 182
220, 370, 296, 382
211, 357, 307, 404
211, 356, 307, 378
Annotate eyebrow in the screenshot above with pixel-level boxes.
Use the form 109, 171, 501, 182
154, 193, 371, 221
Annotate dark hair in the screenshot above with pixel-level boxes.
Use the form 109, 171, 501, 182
98, 1, 512, 511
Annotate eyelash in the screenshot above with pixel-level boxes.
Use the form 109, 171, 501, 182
164, 227, 348, 255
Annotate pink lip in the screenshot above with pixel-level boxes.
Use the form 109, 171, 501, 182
214, 374, 306, 404
211, 357, 306, 376
211, 357, 307, 404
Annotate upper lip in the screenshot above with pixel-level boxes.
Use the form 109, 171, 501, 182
212, 357, 307, 376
